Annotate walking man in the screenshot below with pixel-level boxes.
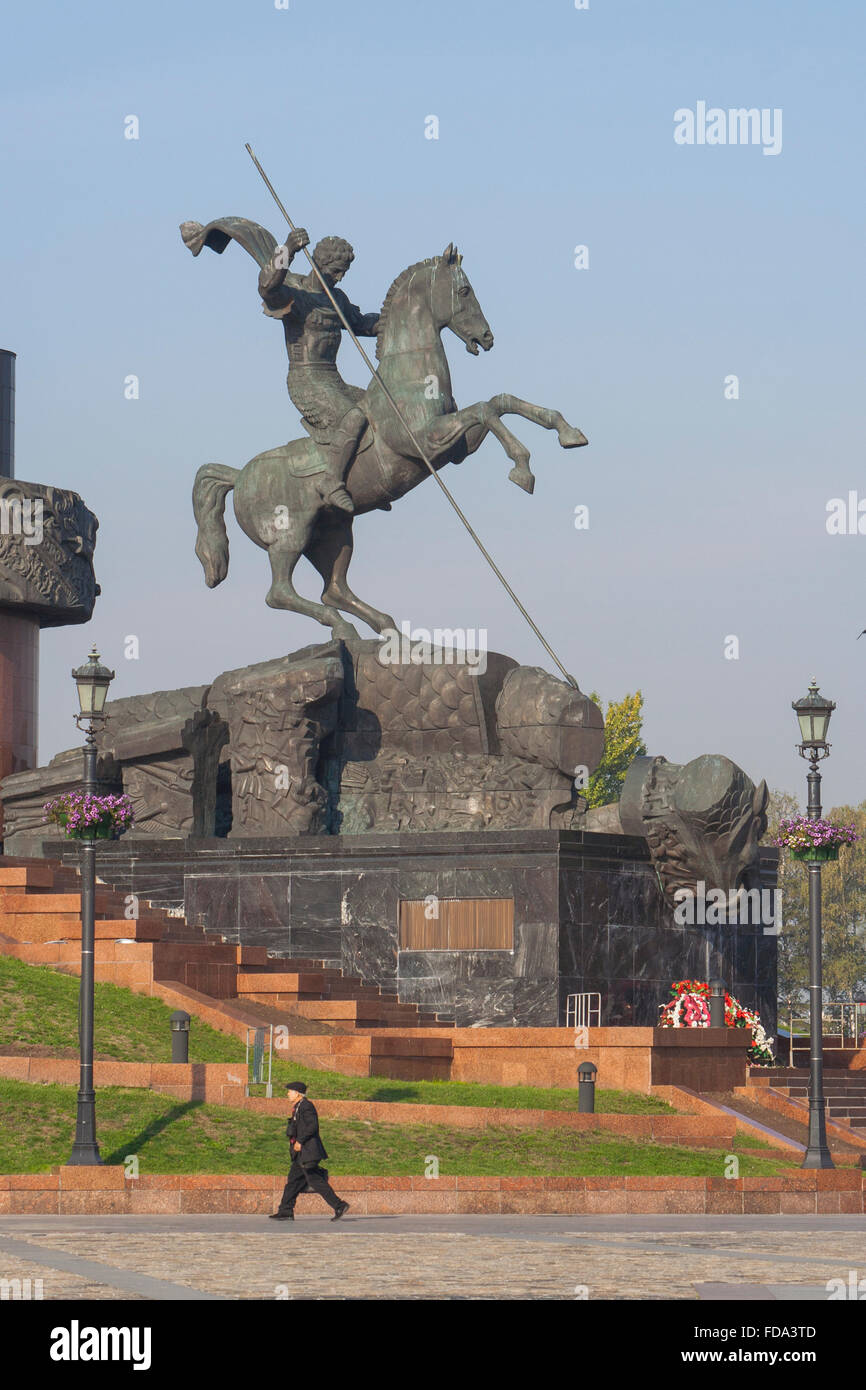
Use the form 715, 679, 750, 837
270, 1081, 349, 1222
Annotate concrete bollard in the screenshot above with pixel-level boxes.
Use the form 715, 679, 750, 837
170, 1010, 190, 1063
578, 1060, 597, 1113
709, 979, 727, 1029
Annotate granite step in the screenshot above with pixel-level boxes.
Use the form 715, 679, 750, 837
0, 915, 169, 943
0, 857, 452, 1034
0, 864, 65, 890
236, 972, 327, 995
0, 891, 131, 916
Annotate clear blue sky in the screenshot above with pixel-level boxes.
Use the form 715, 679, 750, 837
2, 0, 864, 806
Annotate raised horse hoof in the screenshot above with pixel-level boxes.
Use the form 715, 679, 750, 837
508, 465, 536, 495
330, 618, 361, 642
558, 424, 588, 448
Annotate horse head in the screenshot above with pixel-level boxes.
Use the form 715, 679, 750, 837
433, 243, 494, 356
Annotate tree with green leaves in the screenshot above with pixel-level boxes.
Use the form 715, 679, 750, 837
584, 691, 647, 808
768, 790, 866, 1007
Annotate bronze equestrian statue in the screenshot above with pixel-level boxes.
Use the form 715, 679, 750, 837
182, 215, 588, 640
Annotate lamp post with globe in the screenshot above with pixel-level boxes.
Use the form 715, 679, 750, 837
67, 647, 115, 1166
791, 680, 836, 1171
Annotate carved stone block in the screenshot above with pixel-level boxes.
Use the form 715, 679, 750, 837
209, 646, 345, 836
0, 747, 122, 856
0, 480, 98, 626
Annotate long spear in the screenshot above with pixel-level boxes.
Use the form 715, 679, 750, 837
245, 143, 578, 690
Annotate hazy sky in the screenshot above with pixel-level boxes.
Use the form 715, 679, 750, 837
2, 0, 864, 807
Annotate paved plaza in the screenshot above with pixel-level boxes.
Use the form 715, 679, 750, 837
1, 1215, 864, 1301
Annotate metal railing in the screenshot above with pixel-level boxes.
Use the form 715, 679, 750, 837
779, 1002, 866, 1067
565, 992, 601, 1030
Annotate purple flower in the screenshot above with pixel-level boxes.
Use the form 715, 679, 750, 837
774, 815, 859, 851
42, 791, 135, 838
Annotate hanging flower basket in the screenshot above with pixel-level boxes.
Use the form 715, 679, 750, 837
790, 845, 839, 862
42, 792, 134, 842
774, 815, 858, 862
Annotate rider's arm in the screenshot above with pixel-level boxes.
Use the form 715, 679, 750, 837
343, 299, 380, 337
258, 229, 308, 311
258, 253, 294, 311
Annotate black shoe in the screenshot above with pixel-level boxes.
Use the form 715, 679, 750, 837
331, 1201, 350, 1221
269, 1212, 294, 1220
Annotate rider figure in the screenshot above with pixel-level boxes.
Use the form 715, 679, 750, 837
258, 229, 379, 514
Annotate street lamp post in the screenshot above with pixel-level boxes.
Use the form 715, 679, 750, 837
67, 646, 114, 1166
792, 680, 836, 1171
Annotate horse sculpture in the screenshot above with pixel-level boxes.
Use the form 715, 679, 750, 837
192, 243, 587, 639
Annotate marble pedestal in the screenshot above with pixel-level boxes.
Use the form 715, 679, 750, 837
47, 829, 778, 1032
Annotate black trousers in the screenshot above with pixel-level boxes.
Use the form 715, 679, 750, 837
278, 1158, 342, 1213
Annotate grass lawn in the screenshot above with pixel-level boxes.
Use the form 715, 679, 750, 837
0, 955, 673, 1115
249, 1072, 673, 1113
0, 1077, 788, 1177
0, 954, 240, 1064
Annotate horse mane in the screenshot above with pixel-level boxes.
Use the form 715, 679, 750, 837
376, 257, 439, 360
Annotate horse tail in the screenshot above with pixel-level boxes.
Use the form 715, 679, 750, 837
192, 463, 239, 588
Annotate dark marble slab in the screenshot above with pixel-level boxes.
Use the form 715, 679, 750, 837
583, 869, 611, 926
513, 978, 558, 1027
398, 867, 459, 902
734, 929, 758, 986
594, 977, 632, 1026
512, 865, 559, 922
288, 873, 343, 959
398, 950, 454, 981
455, 950, 515, 982
238, 874, 289, 947
559, 869, 583, 927
608, 924, 636, 980
609, 869, 659, 927
44, 830, 778, 1033
453, 866, 514, 900
395, 975, 454, 1013
340, 872, 399, 981
453, 979, 514, 1028
558, 922, 583, 978
633, 926, 664, 981
185, 874, 238, 940
514, 922, 558, 981
581, 921, 609, 979
631, 980, 664, 1027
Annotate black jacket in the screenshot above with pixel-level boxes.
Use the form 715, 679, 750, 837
286, 1097, 328, 1165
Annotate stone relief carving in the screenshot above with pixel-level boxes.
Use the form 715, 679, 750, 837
587, 753, 770, 906
212, 648, 344, 835
2, 634, 770, 910
0, 747, 121, 856
0, 481, 99, 624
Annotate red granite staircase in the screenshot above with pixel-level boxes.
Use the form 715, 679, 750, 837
750, 1068, 866, 1131
0, 858, 452, 1032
